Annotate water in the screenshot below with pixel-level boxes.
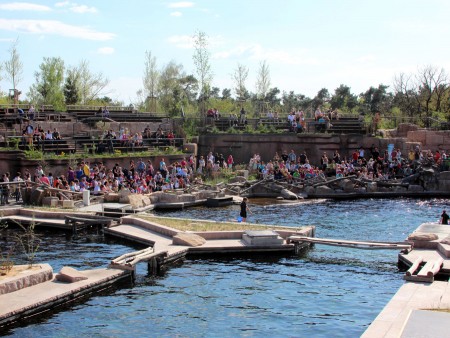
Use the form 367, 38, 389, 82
2, 198, 449, 337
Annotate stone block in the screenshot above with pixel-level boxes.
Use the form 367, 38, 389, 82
408, 130, 427, 144
408, 232, 438, 241
30, 187, 45, 206
104, 193, 120, 202
62, 200, 74, 208
55, 266, 88, 283
0, 264, 53, 295
142, 196, 151, 206
426, 133, 444, 148
439, 180, 450, 191
172, 232, 206, 247
439, 171, 450, 180
366, 182, 378, 193
42, 196, 59, 207
178, 194, 196, 203
127, 194, 144, 208
315, 185, 334, 194
408, 185, 424, 192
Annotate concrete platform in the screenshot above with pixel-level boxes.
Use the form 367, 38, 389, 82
0, 268, 128, 327
363, 281, 450, 337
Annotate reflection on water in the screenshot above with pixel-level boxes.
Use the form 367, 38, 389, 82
3, 198, 450, 337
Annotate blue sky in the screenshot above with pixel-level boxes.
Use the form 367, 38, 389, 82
0, 0, 449, 104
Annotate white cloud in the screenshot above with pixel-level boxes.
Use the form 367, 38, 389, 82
70, 4, 97, 13
167, 34, 193, 49
213, 43, 319, 66
0, 2, 51, 11
97, 47, 114, 54
54, 1, 70, 7
170, 11, 182, 17
0, 19, 115, 41
0, 38, 15, 42
54, 1, 97, 13
168, 2, 194, 8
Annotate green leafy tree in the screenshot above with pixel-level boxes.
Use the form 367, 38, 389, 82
28, 57, 65, 110
330, 84, 358, 112
312, 88, 330, 109
221, 88, 232, 100
64, 68, 79, 105
73, 60, 109, 104
360, 84, 392, 114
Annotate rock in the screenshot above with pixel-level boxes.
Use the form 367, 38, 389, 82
408, 185, 424, 192
30, 187, 45, 206
142, 196, 151, 206
393, 186, 407, 192
439, 171, 450, 180
315, 186, 334, 194
104, 193, 120, 202
159, 193, 180, 203
172, 233, 206, 247
439, 180, 450, 191
366, 182, 378, 193
178, 194, 196, 202
407, 232, 438, 241
127, 194, 144, 208
228, 176, 247, 184
304, 186, 315, 195
441, 236, 450, 245
339, 179, 355, 192
42, 196, 59, 207
280, 188, 298, 200
149, 191, 163, 203
118, 188, 131, 199
55, 266, 88, 283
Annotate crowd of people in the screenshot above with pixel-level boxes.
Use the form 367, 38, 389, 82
0, 141, 448, 204
247, 145, 449, 183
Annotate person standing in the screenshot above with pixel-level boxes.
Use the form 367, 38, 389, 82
440, 210, 449, 225
240, 197, 252, 222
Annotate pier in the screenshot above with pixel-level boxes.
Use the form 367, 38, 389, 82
0, 210, 315, 328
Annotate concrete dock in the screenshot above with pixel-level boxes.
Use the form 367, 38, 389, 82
363, 222, 450, 337
0, 209, 314, 328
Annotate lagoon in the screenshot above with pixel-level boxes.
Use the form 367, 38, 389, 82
3, 198, 449, 337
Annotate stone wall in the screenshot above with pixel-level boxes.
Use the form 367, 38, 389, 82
198, 127, 450, 166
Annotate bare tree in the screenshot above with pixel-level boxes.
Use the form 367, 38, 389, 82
142, 50, 159, 112
255, 60, 271, 100
73, 60, 109, 104
192, 30, 212, 115
4, 38, 23, 94
232, 63, 249, 100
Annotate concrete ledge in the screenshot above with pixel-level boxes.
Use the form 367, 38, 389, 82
0, 264, 53, 295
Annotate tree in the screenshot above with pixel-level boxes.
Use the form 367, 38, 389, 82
142, 50, 159, 112
158, 61, 196, 116
4, 38, 23, 96
282, 91, 311, 112
330, 84, 358, 112
232, 63, 249, 100
192, 30, 213, 115
64, 68, 79, 105
255, 60, 271, 100
221, 88, 232, 100
312, 88, 330, 109
72, 60, 109, 104
360, 84, 392, 115
28, 57, 65, 110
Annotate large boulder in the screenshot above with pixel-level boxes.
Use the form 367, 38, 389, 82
366, 182, 378, 193
315, 186, 334, 195
30, 187, 45, 206
127, 194, 145, 208
408, 232, 438, 241
172, 232, 206, 247
408, 185, 424, 192
228, 176, 247, 184
339, 179, 354, 192
104, 193, 120, 202
280, 188, 298, 200
304, 186, 315, 195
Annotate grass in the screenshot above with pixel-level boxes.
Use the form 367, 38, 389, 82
136, 214, 300, 232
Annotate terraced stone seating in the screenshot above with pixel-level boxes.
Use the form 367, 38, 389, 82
327, 116, 366, 134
